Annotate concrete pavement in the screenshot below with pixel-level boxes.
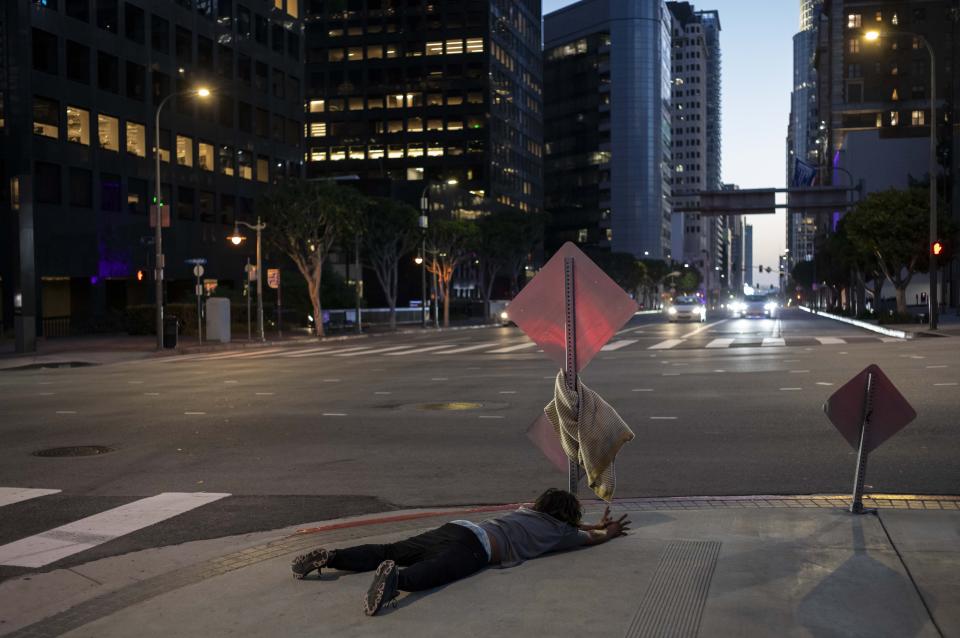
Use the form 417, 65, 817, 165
1, 495, 957, 637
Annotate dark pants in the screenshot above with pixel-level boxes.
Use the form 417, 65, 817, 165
328, 523, 488, 592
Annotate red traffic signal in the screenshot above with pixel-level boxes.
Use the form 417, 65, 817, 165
931, 241, 943, 256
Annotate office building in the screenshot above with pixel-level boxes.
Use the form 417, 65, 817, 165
0, 0, 305, 344
543, 0, 673, 259
744, 223, 754, 287
302, 0, 543, 218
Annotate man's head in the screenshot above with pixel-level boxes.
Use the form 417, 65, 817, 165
532, 488, 582, 526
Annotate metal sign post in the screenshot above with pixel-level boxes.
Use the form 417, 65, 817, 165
268, 269, 282, 339
563, 257, 580, 494
850, 372, 875, 514
193, 264, 205, 344
245, 259, 254, 341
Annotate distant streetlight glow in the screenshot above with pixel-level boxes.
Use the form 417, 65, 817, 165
197, 87, 212, 98
446, 178, 459, 185
863, 30, 880, 41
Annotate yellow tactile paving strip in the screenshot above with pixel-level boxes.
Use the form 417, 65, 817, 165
600, 494, 960, 511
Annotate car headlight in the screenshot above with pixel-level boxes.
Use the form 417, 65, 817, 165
667, 307, 677, 315
500, 311, 509, 320
699, 306, 707, 315
764, 302, 777, 311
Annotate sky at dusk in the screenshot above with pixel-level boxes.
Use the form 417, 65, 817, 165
542, 0, 799, 289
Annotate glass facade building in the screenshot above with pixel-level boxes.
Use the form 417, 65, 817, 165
544, 0, 673, 260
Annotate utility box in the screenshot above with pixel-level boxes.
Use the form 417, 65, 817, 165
206, 297, 231, 343
163, 316, 179, 349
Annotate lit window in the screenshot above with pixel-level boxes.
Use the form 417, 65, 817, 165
577, 228, 588, 242
368, 145, 384, 159
198, 142, 214, 171
407, 143, 424, 158
176, 135, 193, 166
426, 41, 443, 56
427, 118, 443, 131
447, 120, 463, 131
256, 156, 269, 182
446, 145, 463, 156
387, 145, 404, 159
406, 92, 422, 107
407, 117, 423, 132
427, 145, 443, 157
847, 13, 861, 28
328, 28, 343, 37
387, 94, 404, 108
891, 88, 898, 100
875, 11, 882, 21
97, 114, 119, 151
347, 47, 363, 61
33, 97, 59, 139
911, 110, 925, 126
466, 115, 484, 129
465, 38, 484, 54
385, 44, 398, 58
330, 146, 346, 161
387, 120, 403, 133
309, 99, 325, 113
349, 146, 365, 160
368, 97, 384, 109
327, 98, 344, 112
875, 113, 882, 127
445, 39, 463, 55
406, 167, 424, 180
426, 93, 443, 106
891, 12, 898, 25
310, 122, 327, 137
66, 106, 90, 145
238, 150, 253, 179
890, 111, 899, 126
348, 97, 364, 111
367, 45, 382, 59
219, 145, 234, 176
126, 121, 146, 157
848, 39, 860, 53
347, 26, 362, 36
605, 229, 613, 241
447, 94, 464, 106
467, 92, 483, 104
328, 49, 344, 62
287, 0, 298, 18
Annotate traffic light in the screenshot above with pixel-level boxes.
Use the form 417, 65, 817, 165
932, 241, 943, 257
136, 269, 145, 282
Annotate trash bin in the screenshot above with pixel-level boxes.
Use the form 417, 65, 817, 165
163, 315, 179, 349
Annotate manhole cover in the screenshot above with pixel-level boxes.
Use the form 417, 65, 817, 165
32, 446, 115, 457
417, 402, 485, 411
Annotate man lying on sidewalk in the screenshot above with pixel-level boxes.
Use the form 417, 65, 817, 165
291, 488, 631, 616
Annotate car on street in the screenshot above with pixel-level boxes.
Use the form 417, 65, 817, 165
731, 294, 779, 319
665, 295, 707, 322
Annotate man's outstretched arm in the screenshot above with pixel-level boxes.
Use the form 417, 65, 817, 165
582, 514, 631, 546
578, 506, 615, 531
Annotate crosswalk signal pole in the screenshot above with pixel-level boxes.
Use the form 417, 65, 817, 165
564, 256, 580, 495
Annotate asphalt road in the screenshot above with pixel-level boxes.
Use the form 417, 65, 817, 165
0, 308, 957, 580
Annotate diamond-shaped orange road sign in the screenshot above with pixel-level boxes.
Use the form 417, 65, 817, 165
507, 242, 638, 372
823, 364, 916, 453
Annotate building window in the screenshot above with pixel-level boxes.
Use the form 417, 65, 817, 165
33, 96, 60, 139
367, 45, 383, 59
605, 229, 613, 241
327, 98, 344, 112
446, 39, 463, 55
347, 47, 363, 61
891, 88, 898, 101
349, 146, 365, 160
387, 93, 404, 109
348, 97, 364, 111
875, 11, 882, 22
177, 186, 195, 220
309, 147, 326, 162
198, 141, 214, 171
368, 96, 384, 109
467, 92, 483, 104
465, 38, 484, 54
875, 112, 882, 127
66, 106, 90, 145
97, 0, 118, 32
467, 115, 484, 129
387, 120, 403, 133
385, 44, 398, 58
151, 15, 169, 53
427, 144, 443, 157
309, 99, 325, 113
66, 41, 90, 83
32, 29, 58, 75
34, 162, 61, 204
847, 13, 861, 28
848, 38, 859, 54
219, 145, 235, 176
66, 0, 89, 21
126, 121, 146, 156
199, 191, 215, 222
328, 48, 345, 62
368, 145, 384, 159
890, 111, 899, 126
310, 122, 326, 137
256, 155, 269, 182
69, 168, 93, 208
577, 228, 588, 243
426, 41, 443, 56
407, 144, 423, 158
100, 173, 121, 211
447, 120, 463, 131
408, 117, 423, 132
911, 110, 925, 126
177, 135, 193, 166
891, 12, 899, 25
238, 150, 253, 179
128, 177, 147, 214
387, 145, 404, 159
427, 118, 443, 131
330, 146, 346, 161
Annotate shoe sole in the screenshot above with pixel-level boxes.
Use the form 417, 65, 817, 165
364, 560, 398, 616
291, 548, 329, 580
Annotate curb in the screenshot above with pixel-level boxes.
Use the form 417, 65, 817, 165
799, 306, 910, 339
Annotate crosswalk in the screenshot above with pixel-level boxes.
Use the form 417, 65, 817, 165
0, 488, 229, 569
158, 333, 902, 365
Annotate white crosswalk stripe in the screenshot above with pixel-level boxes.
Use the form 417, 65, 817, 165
601, 339, 637, 351
488, 342, 537, 354
434, 341, 501, 354
706, 338, 734, 349
284, 346, 366, 358
335, 345, 421, 357
0, 487, 61, 508
0, 492, 230, 568
762, 337, 786, 347
815, 337, 846, 345
649, 339, 684, 350
385, 345, 458, 356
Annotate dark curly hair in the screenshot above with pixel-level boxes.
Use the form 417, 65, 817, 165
531, 488, 582, 526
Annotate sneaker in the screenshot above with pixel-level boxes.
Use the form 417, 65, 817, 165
363, 560, 399, 616
291, 548, 335, 580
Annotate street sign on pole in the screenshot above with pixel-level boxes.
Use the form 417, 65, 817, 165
824, 364, 916, 513
267, 268, 280, 289
193, 264, 205, 278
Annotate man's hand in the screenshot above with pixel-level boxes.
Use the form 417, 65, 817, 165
580, 506, 616, 531
583, 512, 632, 545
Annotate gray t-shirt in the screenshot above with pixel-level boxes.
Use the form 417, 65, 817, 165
479, 507, 589, 567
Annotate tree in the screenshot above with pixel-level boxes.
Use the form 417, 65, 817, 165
476, 210, 544, 317
361, 197, 419, 330
426, 219, 479, 327
256, 179, 364, 337
843, 187, 951, 314
638, 258, 672, 308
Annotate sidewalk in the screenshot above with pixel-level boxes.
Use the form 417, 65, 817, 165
1, 495, 956, 637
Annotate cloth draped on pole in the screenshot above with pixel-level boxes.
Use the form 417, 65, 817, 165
544, 371, 634, 501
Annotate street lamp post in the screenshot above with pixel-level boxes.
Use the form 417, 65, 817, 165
865, 29, 938, 329
229, 217, 267, 341
153, 87, 211, 349
418, 178, 458, 329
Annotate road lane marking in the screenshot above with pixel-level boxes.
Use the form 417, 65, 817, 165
37, 392, 55, 396
816, 382, 834, 386
322, 413, 347, 416
927, 365, 948, 369
336, 345, 420, 357
127, 381, 144, 385
790, 370, 810, 374
649, 339, 684, 350
662, 373, 681, 376
434, 341, 500, 354
386, 345, 458, 356
650, 416, 677, 420
779, 388, 802, 391
762, 338, 786, 347
880, 337, 903, 343
0, 488, 61, 508
934, 383, 958, 387
431, 377, 449, 381
224, 380, 238, 384
184, 412, 206, 415
323, 379, 341, 383
706, 338, 734, 349
255, 392, 274, 396
713, 370, 726, 373
479, 415, 504, 420
816, 337, 845, 345
374, 391, 392, 395
0, 492, 230, 568
144, 392, 160, 396
601, 339, 637, 351
488, 342, 537, 354
282, 347, 339, 358
683, 319, 728, 338
499, 390, 516, 394
632, 389, 654, 392
55, 411, 76, 415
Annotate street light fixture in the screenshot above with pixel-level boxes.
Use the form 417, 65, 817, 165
863, 29, 939, 329
153, 86, 213, 349
228, 217, 267, 341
